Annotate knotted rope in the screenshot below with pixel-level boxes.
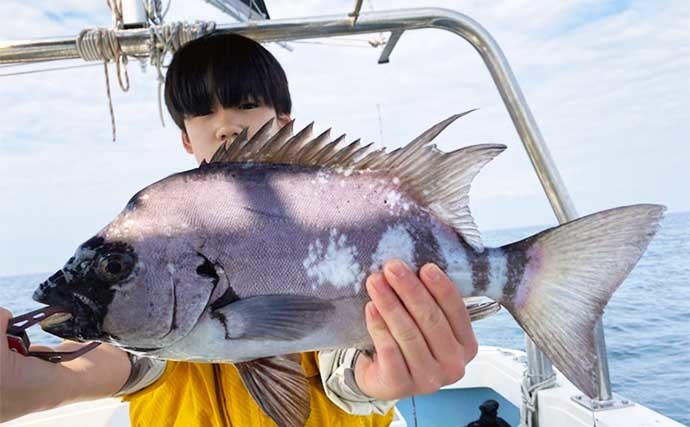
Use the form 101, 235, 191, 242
149, 21, 216, 125
520, 370, 557, 427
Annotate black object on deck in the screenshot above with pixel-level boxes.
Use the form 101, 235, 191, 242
464, 399, 512, 427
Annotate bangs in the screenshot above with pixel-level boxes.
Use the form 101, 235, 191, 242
164, 33, 291, 130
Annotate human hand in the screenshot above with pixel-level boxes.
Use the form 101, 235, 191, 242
0, 307, 67, 421
354, 260, 478, 401
0, 307, 130, 422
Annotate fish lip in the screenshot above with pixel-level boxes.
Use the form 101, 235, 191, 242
34, 271, 106, 341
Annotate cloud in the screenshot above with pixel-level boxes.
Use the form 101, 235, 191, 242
1, 0, 688, 275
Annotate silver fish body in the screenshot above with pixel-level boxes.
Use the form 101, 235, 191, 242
33, 115, 665, 426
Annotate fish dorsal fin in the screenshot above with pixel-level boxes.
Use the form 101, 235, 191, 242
236, 354, 310, 427
207, 111, 505, 251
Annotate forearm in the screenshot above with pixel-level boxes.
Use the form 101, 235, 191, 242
55, 341, 131, 403
1, 342, 130, 421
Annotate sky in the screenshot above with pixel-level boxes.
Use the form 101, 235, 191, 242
0, 0, 688, 276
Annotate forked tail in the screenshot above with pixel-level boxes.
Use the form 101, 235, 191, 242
499, 204, 665, 397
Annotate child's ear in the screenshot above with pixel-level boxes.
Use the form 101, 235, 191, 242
276, 113, 292, 128
181, 131, 194, 154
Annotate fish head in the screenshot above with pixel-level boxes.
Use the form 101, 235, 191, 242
33, 235, 137, 342
33, 228, 217, 351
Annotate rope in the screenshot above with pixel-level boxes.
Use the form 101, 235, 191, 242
75, 28, 129, 142
520, 371, 557, 427
148, 21, 216, 125
144, 0, 172, 25
72, 0, 128, 141
411, 395, 418, 427
107, 0, 124, 28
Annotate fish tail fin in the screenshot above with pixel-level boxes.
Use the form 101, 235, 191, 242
499, 204, 665, 397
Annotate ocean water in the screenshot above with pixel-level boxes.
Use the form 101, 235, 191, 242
1, 212, 688, 424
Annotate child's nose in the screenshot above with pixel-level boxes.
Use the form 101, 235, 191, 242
216, 125, 243, 142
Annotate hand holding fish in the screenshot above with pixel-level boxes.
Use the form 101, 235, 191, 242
0, 307, 131, 423
0, 307, 63, 421
354, 261, 477, 400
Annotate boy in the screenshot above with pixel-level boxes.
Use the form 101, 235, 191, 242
0, 33, 477, 426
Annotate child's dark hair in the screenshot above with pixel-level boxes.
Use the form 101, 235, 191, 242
164, 33, 292, 131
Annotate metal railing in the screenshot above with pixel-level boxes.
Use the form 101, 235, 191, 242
0, 5, 615, 416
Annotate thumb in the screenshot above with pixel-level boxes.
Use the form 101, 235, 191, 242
28, 345, 55, 352
0, 307, 14, 353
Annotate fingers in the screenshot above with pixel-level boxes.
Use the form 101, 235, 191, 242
420, 263, 478, 363
381, 260, 459, 364
366, 271, 439, 386
360, 260, 478, 400
357, 302, 413, 399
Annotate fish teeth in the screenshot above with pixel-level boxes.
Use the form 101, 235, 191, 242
74, 293, 98, 312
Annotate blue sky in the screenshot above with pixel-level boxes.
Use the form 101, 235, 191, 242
1, 0, 688, 276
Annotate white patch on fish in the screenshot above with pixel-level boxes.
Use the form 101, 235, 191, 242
335, 167, 354, 177
316, 171, 330, 184
303, 229, 365, 292
371, 224, 415, 272
486, 249, 508, 301
385, 191, 402, 210
435, 228, 474, 296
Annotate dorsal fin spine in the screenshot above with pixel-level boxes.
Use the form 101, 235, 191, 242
295, 129, 331, 162
254, 119, 292, 161
326, 139, 362, 167
284, 122, 316, 161
243, 118, 274, 157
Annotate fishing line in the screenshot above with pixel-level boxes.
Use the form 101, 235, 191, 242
0, 63, 100, 77
291, 40, 373, 48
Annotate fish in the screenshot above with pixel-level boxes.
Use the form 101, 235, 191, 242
33, 113, 665, 427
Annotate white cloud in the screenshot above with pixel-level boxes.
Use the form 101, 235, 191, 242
1, 0, 688, 275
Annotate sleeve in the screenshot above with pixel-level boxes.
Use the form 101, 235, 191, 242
317, 349, 397, 415
112, 353, 167, 397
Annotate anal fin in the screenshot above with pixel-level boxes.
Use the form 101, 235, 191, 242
236, 354, 310, 427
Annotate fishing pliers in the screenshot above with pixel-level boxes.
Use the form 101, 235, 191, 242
6, 306, 100, 363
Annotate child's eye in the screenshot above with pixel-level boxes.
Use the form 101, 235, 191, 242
239, 102, 259, 110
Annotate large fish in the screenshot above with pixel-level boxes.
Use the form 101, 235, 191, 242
34, 114, 664, 427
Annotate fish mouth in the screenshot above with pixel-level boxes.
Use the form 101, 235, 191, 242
33, 270, 106, 341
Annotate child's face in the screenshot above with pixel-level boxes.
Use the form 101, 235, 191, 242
182, 101, 290, 165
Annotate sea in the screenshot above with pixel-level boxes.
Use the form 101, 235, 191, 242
1, 211, 688, 425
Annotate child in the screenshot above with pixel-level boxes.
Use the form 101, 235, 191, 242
0, 33, 476, 426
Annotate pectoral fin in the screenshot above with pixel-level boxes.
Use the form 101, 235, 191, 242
211, 294, 334, 341
236, 355, 310, 427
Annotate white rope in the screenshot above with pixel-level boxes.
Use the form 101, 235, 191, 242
520, 371, 557, 427
144, 0, 172, 25
71, 0, 129, 141
75, 28, 130, 142
148, 21, 216, 126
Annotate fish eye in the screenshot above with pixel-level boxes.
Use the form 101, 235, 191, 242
97, 253, 134, 282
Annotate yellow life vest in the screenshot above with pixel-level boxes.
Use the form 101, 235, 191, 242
123, 352, 394, 427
